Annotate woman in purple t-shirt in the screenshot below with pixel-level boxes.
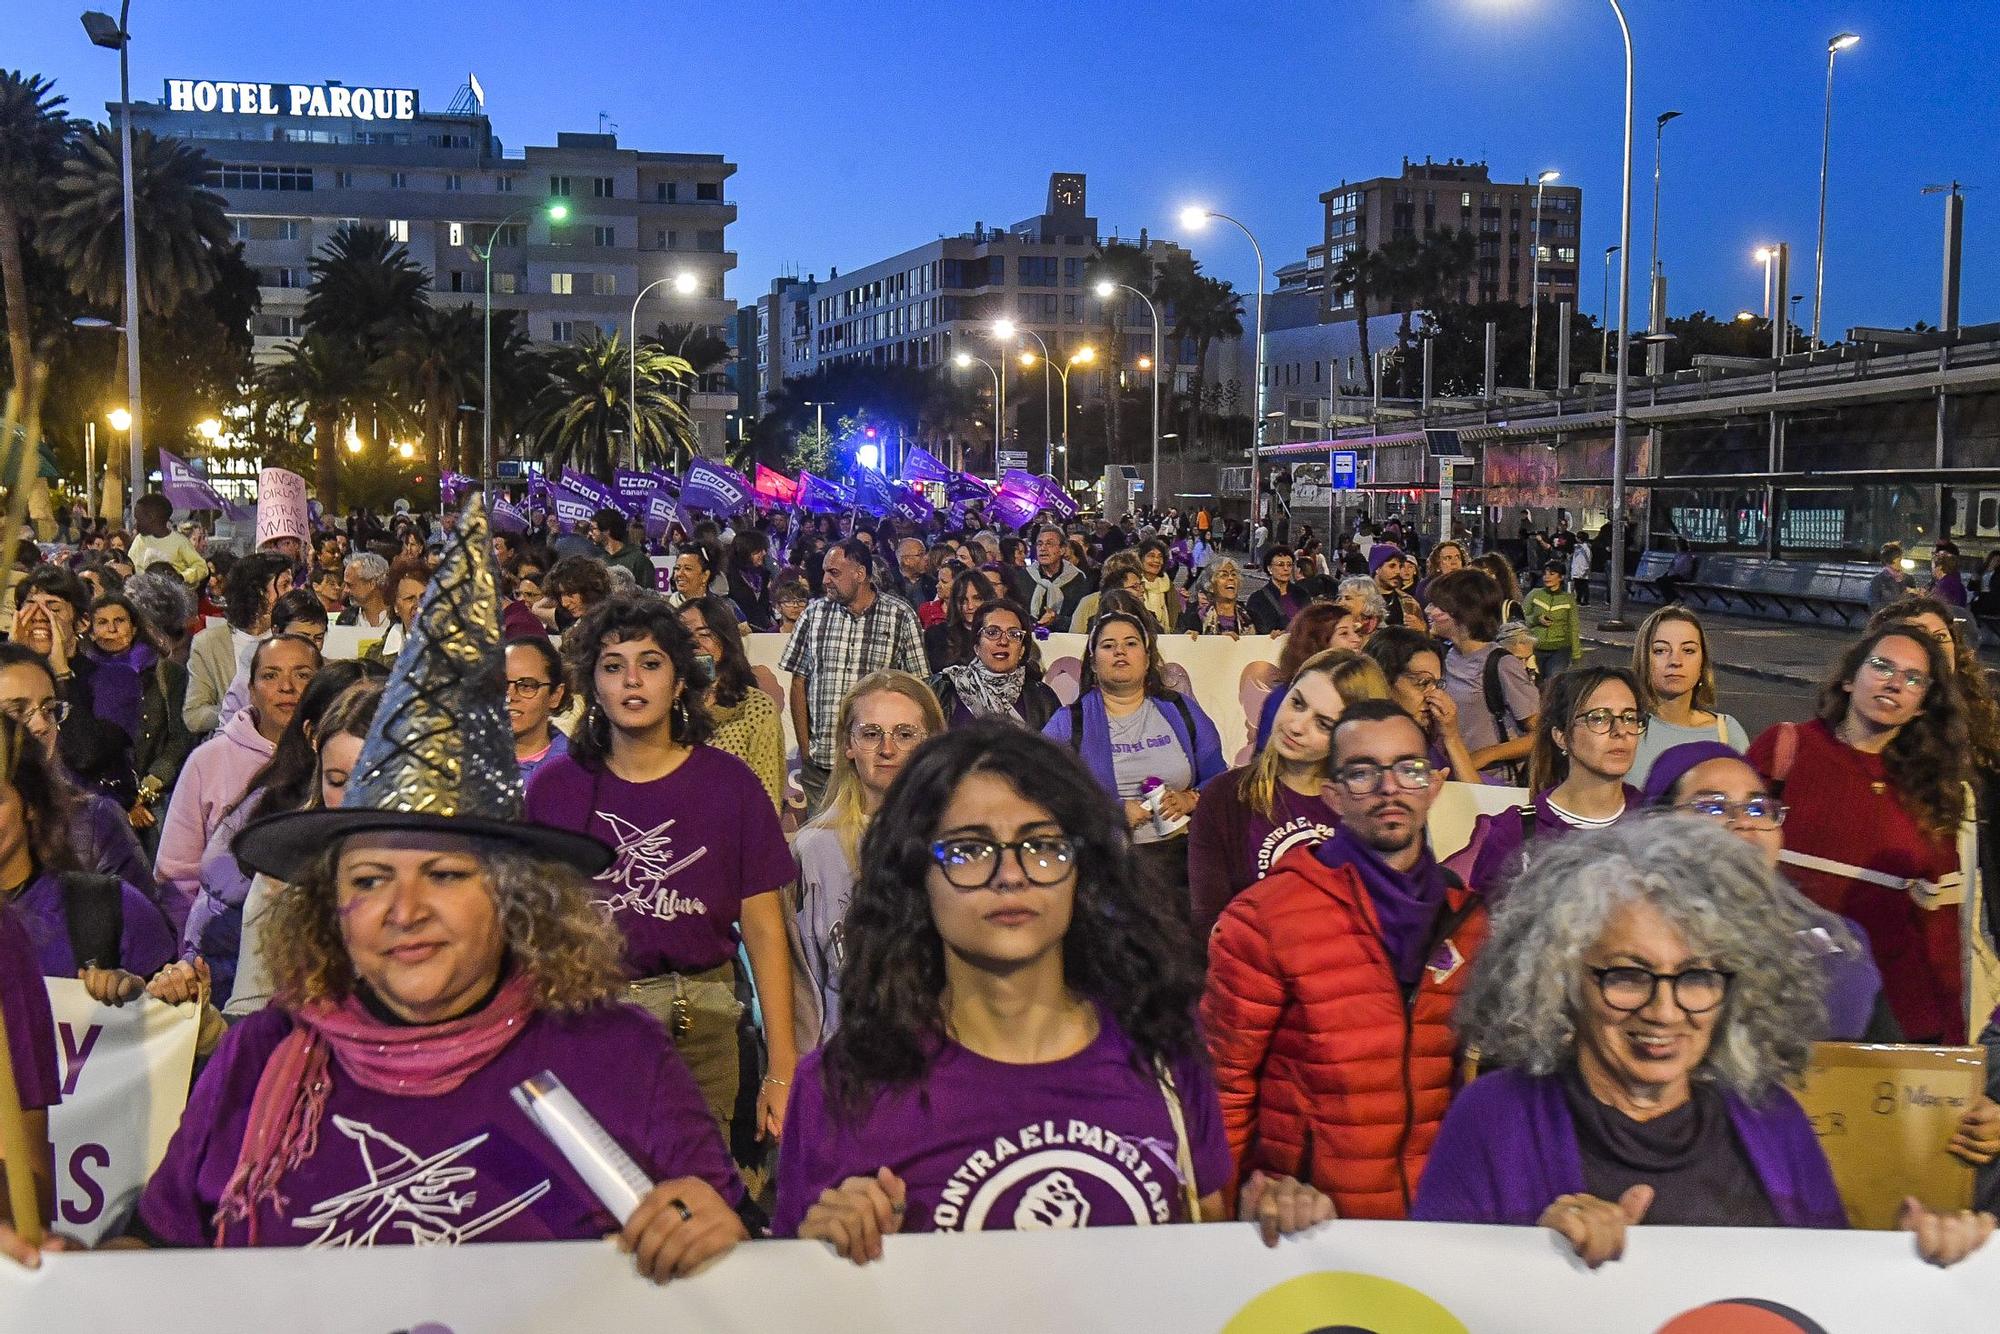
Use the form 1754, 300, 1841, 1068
525, 595, 799, 1145
0, 901, 59, 1245
776, 722, 1334, 1260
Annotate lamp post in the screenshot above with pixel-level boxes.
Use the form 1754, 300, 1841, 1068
1603, 0, 1638, 630
1093, 280, 1162, 505
1600, 244, 1619, 373
1754, 246, 1777, 320
1021, 344, 1094, 488
628, 270, 698, 470
1179, 207, 1265, 532
994, 319, 1053, 475
478, 200, 567, 498
1647, 111, 1682, 378
1812, 32, 1860, 349
1527, 169, 1560, 389
953, 353, 1002, 479
82, 6, 142, 518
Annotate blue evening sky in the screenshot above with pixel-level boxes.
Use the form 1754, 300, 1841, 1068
13, 0, 1996, 335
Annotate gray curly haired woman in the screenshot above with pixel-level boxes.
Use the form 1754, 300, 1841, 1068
1414, 816, 1995, 1269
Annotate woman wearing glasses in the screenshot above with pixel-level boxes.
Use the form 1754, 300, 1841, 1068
777, 722, 1333, 1259
504, 636, 570, 780
930, 599, 1060, 731
1416, 818, 1994, 1270
793, 671, 945, 1047
1747, 624, 1972, 1043
525, 595, 800, 1143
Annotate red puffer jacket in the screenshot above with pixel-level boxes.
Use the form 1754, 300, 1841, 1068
1201, 844, 1487, 1219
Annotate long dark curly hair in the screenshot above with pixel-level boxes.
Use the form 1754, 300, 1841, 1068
1818, 623, 1969, 836
563, 594, 715, 768
820, 721, 1203, 1118
1865, 594, 2000, 772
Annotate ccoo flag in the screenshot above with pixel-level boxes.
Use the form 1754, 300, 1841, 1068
900, 444, 952, 485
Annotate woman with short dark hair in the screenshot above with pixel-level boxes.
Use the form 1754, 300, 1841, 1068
930, 598, 1059, 731
1427, 567, 1538, 781
677, 595, 784, 808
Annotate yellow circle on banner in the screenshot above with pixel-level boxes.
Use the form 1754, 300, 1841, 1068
1222, 1271, 1468, 1334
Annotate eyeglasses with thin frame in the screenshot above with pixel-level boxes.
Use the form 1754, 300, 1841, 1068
1574, 707, 1645, 735
1861, 654, 1930, 693
851, 723, 925, 749
929, 835, 1079, 889
1589, 965, 1733, 1015
0, 700, 68, 727
1331, 758, 1435, 796
979, 625, 1028, 644
505, 678, 556, 698
1396, 671, 1441, 693
1675, 794, 1788, 829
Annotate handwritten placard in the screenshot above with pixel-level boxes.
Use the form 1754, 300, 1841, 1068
1795, 1041, 1985, 1229
254, 467, 308, 548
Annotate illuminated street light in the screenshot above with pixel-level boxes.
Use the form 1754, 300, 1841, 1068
672, 270, 699, 295
1071, 345, 1096, 365
196, 417, 221, 440
1812, 31, 1861, 347
481, 199, 569, 494
345, 424, 363, 454
107, 406, 132, 432
1018, 351, 1037, 368
993, 318, 1017, 339
395, 440, 415, 461
1529, 169, 1561, 388
1178, 206, 1211, 231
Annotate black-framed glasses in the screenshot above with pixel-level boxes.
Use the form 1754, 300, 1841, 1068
1575, 708, 1645, 735
979, 625, 1028, 644
1331, 758, 1435, 796
1861, 655, 1930, 692
929, 835, 1079, 889
851, 723, 925, 749
1675, 795, 1788, 829
0, 700, 69, 727
505, 678, 556, 698
1589, 966, 1733, 1015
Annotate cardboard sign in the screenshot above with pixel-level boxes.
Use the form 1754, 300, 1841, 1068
253, 468, 308, 549
1795, 1041, 1985, 1229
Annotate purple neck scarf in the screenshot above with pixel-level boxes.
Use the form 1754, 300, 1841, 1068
1315, 824, 1450, 988
83, 643, 156, 746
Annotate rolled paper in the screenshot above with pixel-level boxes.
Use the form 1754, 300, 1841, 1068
511, 1070, 654, 1225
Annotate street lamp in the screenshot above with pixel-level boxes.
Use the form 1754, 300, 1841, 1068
628, 269, 701, 471
1179, 206, 1266, 531
953, 352, 1003, 479
994, 318, 1054, 474
107, 406, 132, 433
1024, 345, 1095, 489
479, 200, 567, 497
1647, 111, 1682, 375
82, 6, 142, 520
1600, 244, 1620, 373
395, 440, 415, 461
1527, 169, 1560, 390
344, 423, 363, 454
196, 417, 221, 441
1753, 246, 1778, 320
1092, 279, 1163, 503
1812, 32, 1860, 349
1596, 1, 1639, 629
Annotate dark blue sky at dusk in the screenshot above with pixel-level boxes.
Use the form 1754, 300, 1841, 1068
13, 0, 1997, 337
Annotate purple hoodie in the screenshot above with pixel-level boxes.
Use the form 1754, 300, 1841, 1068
1041, 689, 1227, 798
152, 707, 276, 931
1413, 1067, 1846, 1229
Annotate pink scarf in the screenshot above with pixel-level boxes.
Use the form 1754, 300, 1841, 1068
213, 971, 538, 1244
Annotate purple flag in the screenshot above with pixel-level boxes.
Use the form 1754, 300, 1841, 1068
491, 498, 529, 534
559, 468, 620, 514
157, 450, 228, 512
613, 469, 660, 515
901, 445, 952, 485
851, 467, 899, 519
990, 485, 1042, 530
551, 489, 595, 532
889, 486, 935, 527
221, 497, 252, 523
680, 460, 750, 516
798, 472, 854, 515
439, 472, 475, 507
645, 491, 681, 538
946, 472, 993, 504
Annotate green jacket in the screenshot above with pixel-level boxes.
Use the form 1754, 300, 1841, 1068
1526, 587, 1581, 656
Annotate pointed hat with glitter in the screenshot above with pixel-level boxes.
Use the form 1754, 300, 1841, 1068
233, 494, 611, 881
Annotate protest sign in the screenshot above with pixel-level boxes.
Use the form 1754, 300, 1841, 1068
253, 468, 308, 549
3, 1216, 1993, 1332
1795, 1041, 1985, 1229
43, 980, 199, 1245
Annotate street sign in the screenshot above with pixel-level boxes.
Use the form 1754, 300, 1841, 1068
998, 450, 1029, 471
1331, 451, 1359, 490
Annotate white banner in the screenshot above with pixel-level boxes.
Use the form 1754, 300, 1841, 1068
2, 1217, 1992, 1331
42, 981, 200, 1245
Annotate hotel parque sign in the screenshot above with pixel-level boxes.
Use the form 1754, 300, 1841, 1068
165, 79, 418, 121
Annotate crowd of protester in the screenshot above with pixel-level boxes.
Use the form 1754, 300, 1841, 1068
1, 487, 1996, 1291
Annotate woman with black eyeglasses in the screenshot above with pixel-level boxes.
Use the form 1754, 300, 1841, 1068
504, 635, 570, 780
1417, 818, 1994, 1270
1747, 623, 1972, 1043
929, 599, 1060, 731
776, 722, 1333, 1260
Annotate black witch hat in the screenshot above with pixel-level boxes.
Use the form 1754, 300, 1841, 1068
234, 495, 611, 881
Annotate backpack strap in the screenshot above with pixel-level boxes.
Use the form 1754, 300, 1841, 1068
59, 872, 125, 971
1161, 690, 1198, 755
1068, 699, 1084, 752
1481, 648, 1515, 741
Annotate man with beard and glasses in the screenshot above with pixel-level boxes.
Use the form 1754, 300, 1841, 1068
1202, 699, 1492, 1219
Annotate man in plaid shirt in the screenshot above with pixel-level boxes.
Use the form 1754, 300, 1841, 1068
781, 537, 927, 812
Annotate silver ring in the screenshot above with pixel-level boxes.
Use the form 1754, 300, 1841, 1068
671, 1197, 692, 1223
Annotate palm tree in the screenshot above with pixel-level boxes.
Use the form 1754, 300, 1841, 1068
528, 330, 692, 477
650, 321, 732, 392
36, 127, 231, 319
303, 224, 428, 352
380, 304, 484, 476
1327, 244, 1389, 394
0, 71, 71, 409
1168, 274, 1243, 453
1084, 240, 1155, 462
257, 333, 394, 510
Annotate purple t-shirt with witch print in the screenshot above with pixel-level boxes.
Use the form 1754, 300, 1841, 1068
137, 1002, 743, 1248
524, 746, 798, 976
773, 1010, 1230, 1238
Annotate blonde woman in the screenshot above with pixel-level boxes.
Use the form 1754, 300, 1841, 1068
791, 671, 946, 1046
1628, 605, 1747, 788
1187, 650, 1390, 943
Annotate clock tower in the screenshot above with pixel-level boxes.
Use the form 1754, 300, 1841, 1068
1047, 172, 1086, 220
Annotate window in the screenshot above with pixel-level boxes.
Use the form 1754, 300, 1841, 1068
1461, 192, 1472, 207
549, 175, 572, 198
551, 272, 573, 295
593, 225, 616, 247
229, 218, 251, 241
427, 132, 471, 149
1017, 256, 1058, 286
695, 229, 724, 252
591, 272, 616, 296
495, 174, 515, 193
254, 314, 304, 338
657, 181, 678, 202
695, 182, 721, 201
552, 320, 575, 343
593, 176, 615, 198
386, 220, 409, 243
494, 273, 518, 295
448, 271, 467, 293
277, 219, 300, 240
657, 228, 677, 249
388, 171, 408, 189
205, 164, 315, 192
448, 222, 464, 247
333, 170, 353, 189
445, 173, 462, 192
